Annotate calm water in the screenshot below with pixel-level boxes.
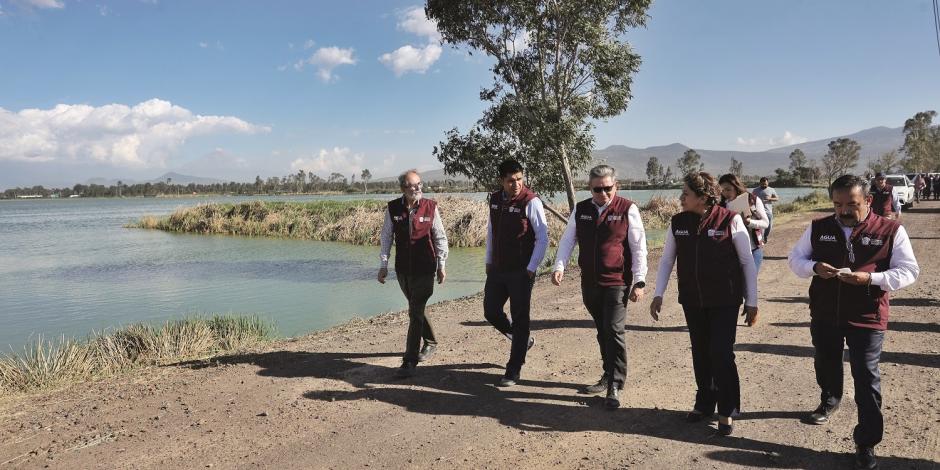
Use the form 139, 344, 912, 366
0, 188, 815, 350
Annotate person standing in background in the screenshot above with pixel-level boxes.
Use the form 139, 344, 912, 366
752, 177, 779, 242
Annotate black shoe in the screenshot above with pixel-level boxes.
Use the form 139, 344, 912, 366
395, 361, 416, 378
717, 421, 734, 436
497, 374, 519, 387
685, 410, 714, 423
605, 383, 621, 410
806, 402, 840, 425
854, 446, 877, 470
581, 375, 609, 395
417, 343, 437, 362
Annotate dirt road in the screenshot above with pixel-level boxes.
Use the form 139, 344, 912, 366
2, 202, 938, 469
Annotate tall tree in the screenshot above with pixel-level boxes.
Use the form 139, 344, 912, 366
821, 138, 861, 186
645, 156, 662, 184
866, 150, 901, 176
676, 149, 703, 177
729, 157, 743, 178
900, 110, 940, 172
427, 0, 652, 211
361, 169, 372, 194
788, 148, 807, 172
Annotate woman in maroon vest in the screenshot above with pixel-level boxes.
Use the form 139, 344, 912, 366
650, 172, 759, 436
718, 173, 768, 272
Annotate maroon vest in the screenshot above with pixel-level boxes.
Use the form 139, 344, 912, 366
671, 205, 744, 307
489, 188, 537, 272
575, 196, 634, 287
870, 184, 894, 217
388, 197, 438, 275
808, 212, 899, 330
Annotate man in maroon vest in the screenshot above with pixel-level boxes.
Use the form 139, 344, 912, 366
484, 159, 549, 387
551, 164, 648, 409
378, 170, 449, 378
869, 173, 899, 220
788, 174, 919, 470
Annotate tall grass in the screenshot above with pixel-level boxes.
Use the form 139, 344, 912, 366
0, 315, 273, 395
129, 196, 679, 247
773, 190, 829, 214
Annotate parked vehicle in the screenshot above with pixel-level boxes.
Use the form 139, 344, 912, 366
885, 174, 915, 209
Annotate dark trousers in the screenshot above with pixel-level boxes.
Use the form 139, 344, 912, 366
397, 273, 436, 364
682, 304, 741, 417
810, 320, 885, 447
483, 269, 534, 377
581, 282, 628, 386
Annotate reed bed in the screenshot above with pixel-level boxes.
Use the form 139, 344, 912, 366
129, 196, 680, 247
0, 315, 273, 395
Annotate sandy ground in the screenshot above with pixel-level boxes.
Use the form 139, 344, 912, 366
1, 202, 938, 470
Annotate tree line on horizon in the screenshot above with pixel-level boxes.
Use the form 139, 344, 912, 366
642, 110, 940, 188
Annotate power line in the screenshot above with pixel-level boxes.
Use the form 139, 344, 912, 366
934, 0, 940, 59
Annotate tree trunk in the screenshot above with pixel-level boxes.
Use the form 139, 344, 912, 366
558, 144, 577, 212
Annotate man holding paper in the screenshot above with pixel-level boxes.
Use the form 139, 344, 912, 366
787, 174, 919, 470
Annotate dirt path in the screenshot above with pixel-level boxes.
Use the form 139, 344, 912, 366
2, 202, 938, 469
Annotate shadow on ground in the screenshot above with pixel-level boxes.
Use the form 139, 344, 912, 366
174, 350, 938, 469
771, 321, 940, 334
458, 319, 689, 333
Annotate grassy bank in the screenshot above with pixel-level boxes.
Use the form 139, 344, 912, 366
129, 196, 680, 247
0, 315, 273, 396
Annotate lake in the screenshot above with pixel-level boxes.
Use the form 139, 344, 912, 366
0, 187, 816, 350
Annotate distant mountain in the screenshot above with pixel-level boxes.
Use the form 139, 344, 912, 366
398, 126, 904, 182
373, 168, 470, 183
85, 177, 138, 186
592, 126, 904, 180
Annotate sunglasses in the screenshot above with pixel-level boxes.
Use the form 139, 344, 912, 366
592, 185, 614, 194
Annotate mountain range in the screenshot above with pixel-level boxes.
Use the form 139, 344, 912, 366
83, 172, 224, 187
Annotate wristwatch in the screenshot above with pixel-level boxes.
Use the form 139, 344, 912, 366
633, 281, 646, 289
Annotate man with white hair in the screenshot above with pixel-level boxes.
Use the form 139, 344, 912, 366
551, 164, 648, 409
378, 170, 448, 378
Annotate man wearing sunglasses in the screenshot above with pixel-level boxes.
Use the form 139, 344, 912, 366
484, 159, 550, 387
551, 164, 648, 409
787, 174, 919, 470
378, 170, 449, 378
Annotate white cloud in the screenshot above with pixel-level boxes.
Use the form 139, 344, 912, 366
735, 130, 808, 149
294, 46, 357, 82
96, 4, 110, 16
23, 0, 64, 9
379, 43, 442, 76
199, 42, 209, 48
0, 99, 269, 168
380, 6, 444, 77
303, 39, 316, 50
398, 6, 440, 42
290, 147, 365, 176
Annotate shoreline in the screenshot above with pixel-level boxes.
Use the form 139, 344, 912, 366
0, 201, 937, 468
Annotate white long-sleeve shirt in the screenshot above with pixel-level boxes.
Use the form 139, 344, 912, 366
379, 197, 448, 269
653, 214, 758, 307
484, 195, 550, 273
552, 202, 648, 285
787, 220, 919, 292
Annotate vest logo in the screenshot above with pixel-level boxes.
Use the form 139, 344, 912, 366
491, 204, 499, 209
418, 216, 429, 223
707, 229, 725, 237
392, 216, 403, 221
861, 236, 884, 246
579, 214, 594, 221
819, 235, 837, 242
508, 206, 521, 213
675, 229, 690, 236
607, 215, 623, 221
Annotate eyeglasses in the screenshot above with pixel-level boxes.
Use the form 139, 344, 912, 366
592, 186, 614, 194
402, 182, 423, 190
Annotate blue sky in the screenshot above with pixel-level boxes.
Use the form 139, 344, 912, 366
1, 0, 938, 187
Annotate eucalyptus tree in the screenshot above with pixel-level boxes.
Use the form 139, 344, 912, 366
676, 149, 703, 177
361, 168, 372, 194
822, 138, 861, 186
427, 0, 652, 212
900, 110, 940, 172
